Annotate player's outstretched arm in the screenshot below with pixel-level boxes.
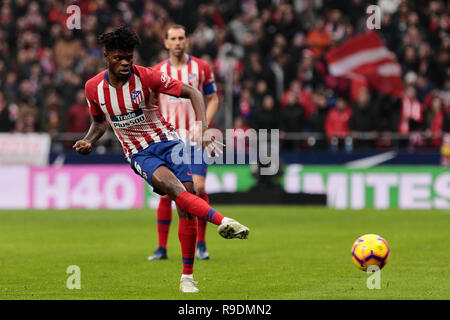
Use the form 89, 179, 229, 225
178, 84, 223, 155
180, 84, 207, 128
73, 113, 108, 155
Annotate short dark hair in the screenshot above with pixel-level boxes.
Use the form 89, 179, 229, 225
98, 26, 141, 52
165, 24, 187, 39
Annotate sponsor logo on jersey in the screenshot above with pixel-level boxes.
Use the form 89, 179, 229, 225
110, 109, 146, 128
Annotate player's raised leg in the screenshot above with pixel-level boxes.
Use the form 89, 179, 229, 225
148, 196, 172, 260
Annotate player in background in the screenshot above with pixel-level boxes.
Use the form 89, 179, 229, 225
73, 27, 249, 293
149, 25, 219, 261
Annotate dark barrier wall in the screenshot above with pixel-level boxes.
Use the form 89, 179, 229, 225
51, 150, 442, 165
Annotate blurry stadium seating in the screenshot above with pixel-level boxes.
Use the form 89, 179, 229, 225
0, 0, 448, 156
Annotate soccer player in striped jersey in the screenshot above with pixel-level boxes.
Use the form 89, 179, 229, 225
148, 24, 219, 262
73, 27, 249, 293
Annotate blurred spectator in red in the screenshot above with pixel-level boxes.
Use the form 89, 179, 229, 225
398, 85, 425, 148
280, 80, 315, 120
426, 94, 446, 148
65, 89, 90, 148
325, 97, 352, 139
46, 0, 66, 25
66, 89, 90, 134
398, 85, 424, 135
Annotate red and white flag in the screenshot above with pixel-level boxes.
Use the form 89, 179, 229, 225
325, 32, 404, 100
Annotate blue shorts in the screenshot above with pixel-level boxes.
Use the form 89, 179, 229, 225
130, 139, 193, 195
189, 145, 208, 177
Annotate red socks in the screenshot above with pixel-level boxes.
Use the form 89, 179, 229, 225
196, 193, 209, 243
178, 218, 197, 275
156, 196, 172, 249
175, 191, 224, 226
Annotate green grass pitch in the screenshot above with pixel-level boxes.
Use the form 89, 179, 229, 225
0, 206, 449, 300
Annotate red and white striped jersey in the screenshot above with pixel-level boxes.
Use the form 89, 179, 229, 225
153, 55, 216, 142
85, 65, 183, 161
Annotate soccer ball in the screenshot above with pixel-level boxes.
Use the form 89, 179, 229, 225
351, 234, 390, 271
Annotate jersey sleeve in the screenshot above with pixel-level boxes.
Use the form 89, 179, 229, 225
141, 67, 183, 97
202, 62, 216, 96
85, 82, 102, 116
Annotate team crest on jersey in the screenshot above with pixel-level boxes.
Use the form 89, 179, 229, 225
188, 73, 198, 82
131, 90, 143, 104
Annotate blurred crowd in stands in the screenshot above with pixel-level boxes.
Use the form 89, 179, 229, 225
0, 0, 449, 151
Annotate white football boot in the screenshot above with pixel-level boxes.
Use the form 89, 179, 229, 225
180, 276, 199, 293
218, 218, 250, 239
